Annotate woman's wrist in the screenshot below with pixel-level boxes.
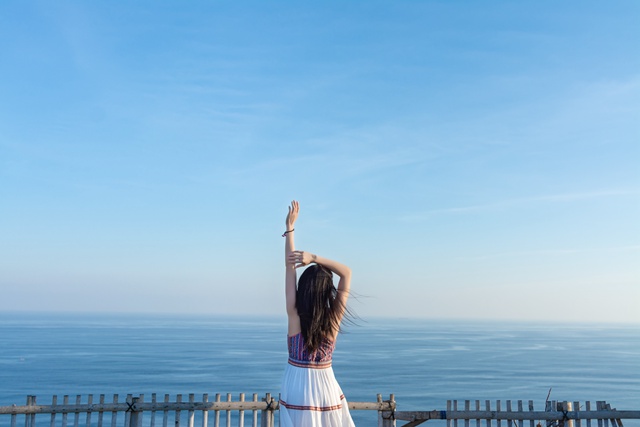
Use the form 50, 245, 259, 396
282, 228, 295, 237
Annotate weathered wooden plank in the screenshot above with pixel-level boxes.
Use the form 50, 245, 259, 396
252, 393, 258, 427
399, 419, 429, 427
49, 395, 57, 427
486, 400, 492, 427
97, 394, 105, 427
239, 393, 245, 427
188, 394, 195, 427
261, 393, 274, 427
72, 395, 81, 427
568, 401, 575, 427
377, 394, 395, 427
350, 401, 393, 410
175, 394, 183, 427
516, 400, 523, 427
388, 394, 397, 427
394, 411, 443, 422
139, 394, 146, 427
62, 395, 70, 427
150, 393, 157, 427
605, 402, 623, 427
214, 393, 221, 427
33, 395, 38, 427
201, 393, 209, 427
574, 402, 582, 427
607, 404, 623, 427
85, 394, 93, 427
129, 397, 141, 427
124, 394, 132, 427
597, 402, 607, 427
110, 394, 117, 427
261, 393, 268, 427
25, 395, 33, 427
162, 394, 170, 427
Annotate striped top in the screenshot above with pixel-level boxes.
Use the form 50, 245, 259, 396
287, 332, 335, 369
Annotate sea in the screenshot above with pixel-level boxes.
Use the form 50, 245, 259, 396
1, 313, 638, 426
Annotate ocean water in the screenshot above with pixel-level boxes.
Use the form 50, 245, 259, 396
1, 313, 638, 426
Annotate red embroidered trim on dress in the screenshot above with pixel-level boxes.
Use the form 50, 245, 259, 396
280, 395, 345, 412
287, 359, 332, 369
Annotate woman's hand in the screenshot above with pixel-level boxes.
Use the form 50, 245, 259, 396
285, 200, 299, 231
288, 250, 316, 269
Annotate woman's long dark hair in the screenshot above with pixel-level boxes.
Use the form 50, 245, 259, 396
296, 264, 349, 353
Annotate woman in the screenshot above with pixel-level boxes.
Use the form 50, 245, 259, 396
279, 200, 356, 427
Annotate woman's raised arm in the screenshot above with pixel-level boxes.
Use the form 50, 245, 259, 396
284, 201, 299, 320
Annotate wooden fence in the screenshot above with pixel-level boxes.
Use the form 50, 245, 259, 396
0, 393, 392, 427
1, 394, 639, 427
390, 400, 640, 427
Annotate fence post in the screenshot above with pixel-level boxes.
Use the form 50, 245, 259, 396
261, 393, 275, 427
129, 397, 141, 427
25, 395, 34, 427
565, 401, 575, 427
388, 394, 397, 427
377, 393, 396, 427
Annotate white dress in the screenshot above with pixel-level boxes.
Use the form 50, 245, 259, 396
279, 333, 355, 427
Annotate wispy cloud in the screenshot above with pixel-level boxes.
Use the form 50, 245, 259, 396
401, 189, 640, 221
454, 244, 640, 261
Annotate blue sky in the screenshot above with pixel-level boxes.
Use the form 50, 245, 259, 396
1, 1, 638, 322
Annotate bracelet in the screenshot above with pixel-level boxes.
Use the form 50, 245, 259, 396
282, 229, 294, 237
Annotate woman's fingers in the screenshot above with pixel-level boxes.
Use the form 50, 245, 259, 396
286, 201, 299, 226
288, 251, 307, 265
288, 253, 302, 261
